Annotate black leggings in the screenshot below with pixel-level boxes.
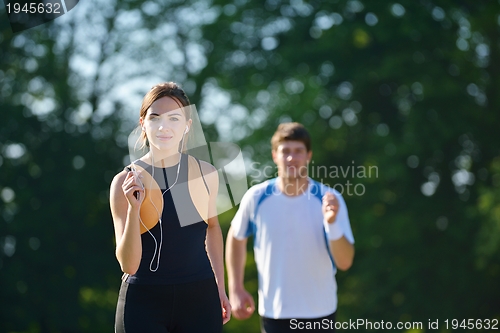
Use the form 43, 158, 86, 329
261, 312, 336, 333
115, 277, 222, 333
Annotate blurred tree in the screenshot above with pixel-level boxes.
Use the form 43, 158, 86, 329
0, 0, 221, 331
0, 13, 127, 332
195, 0, 500, 331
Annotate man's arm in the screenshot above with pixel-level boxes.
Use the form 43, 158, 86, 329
329, 236, 354, 271
322, 192, 355, 271
226, 226, 255, 319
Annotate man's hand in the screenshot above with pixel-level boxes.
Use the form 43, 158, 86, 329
229, 287, 255, 320
322, 192, 339, 224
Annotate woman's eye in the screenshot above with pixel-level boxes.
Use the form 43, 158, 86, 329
170, 117, 179, 121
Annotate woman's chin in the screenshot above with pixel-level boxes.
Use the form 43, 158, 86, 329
150, 141, 178, 152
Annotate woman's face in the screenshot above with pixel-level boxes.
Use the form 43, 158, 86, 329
141, 97, 191, 153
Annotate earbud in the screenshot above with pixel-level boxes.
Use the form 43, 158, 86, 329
142, 127, 146, 132
184, 126, 189, 134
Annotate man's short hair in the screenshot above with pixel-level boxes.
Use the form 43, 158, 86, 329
271, 122, 311, 152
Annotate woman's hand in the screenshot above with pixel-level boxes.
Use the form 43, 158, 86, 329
121, 170, 145, 210
219, 289, 232, 324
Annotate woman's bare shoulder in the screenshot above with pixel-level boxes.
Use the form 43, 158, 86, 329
198, 160, 217, 175
110, 169, 129, 194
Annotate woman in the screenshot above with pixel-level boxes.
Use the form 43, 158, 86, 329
110, 82, 231, 332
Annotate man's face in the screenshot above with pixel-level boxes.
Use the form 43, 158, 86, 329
272, 140, 312, 179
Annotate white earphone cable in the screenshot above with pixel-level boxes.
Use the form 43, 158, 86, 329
132, 128, 187, 272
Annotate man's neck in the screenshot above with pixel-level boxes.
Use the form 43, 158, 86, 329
277, 176, 309, 196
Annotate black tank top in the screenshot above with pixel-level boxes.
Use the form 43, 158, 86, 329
126, 154, 214, 285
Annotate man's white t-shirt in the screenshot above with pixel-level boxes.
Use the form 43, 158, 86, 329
231, 178, 354, 319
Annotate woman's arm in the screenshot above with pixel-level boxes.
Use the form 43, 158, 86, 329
110, 170, 144, 275
201, 161, 231, 324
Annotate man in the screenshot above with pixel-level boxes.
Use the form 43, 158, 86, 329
226, 122, 355, 333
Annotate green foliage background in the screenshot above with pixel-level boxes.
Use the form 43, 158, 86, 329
1, 0, 499, 332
